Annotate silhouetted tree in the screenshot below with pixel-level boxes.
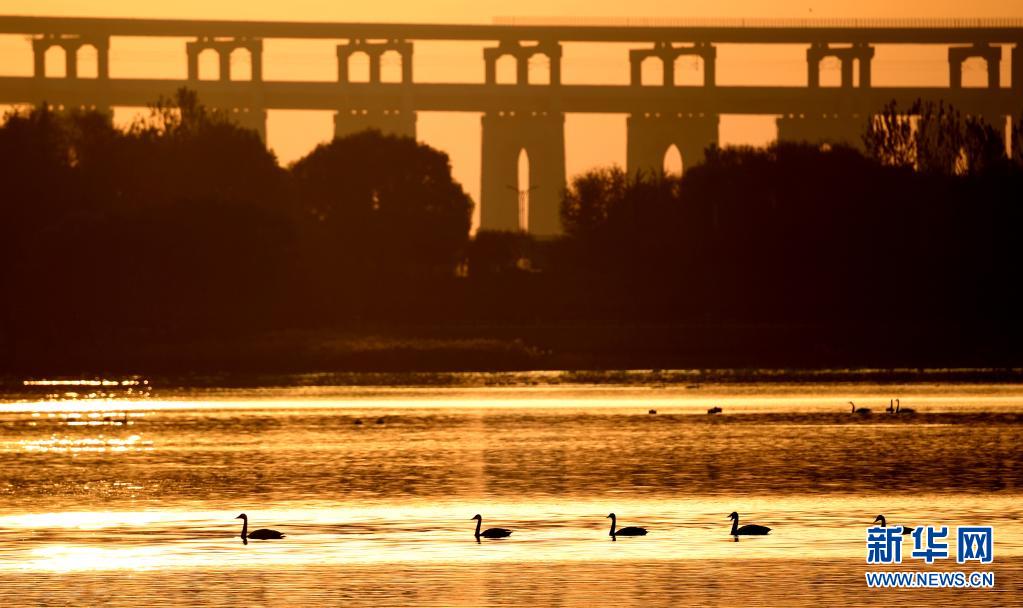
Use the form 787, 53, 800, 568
2, 88, 1021, 373
561, 167, 629, 239
863, 100, 917, 169
559, 140, 1022, 327
290, 129, 472, 281
0, 89, 294, 347
865, 99, 1013, 176
468, 230, 533, 277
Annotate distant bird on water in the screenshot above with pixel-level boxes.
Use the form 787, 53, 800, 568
894, 399, 916, 414
472, 514, 512, 539
885, 399, 895, 414
707, 406, 722, 415
873, 514, 914, 535
729, 512, 771, 536
849, 401, 871, 415
236, 513, 285, 543
607, 513, 648, 537
648, 409, 657, 414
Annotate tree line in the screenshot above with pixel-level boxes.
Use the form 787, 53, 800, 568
1, 91, 1020, 371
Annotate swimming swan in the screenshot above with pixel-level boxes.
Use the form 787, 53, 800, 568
472, 514, 512, 539
873, 514, 914, 534
729, 512, 771, 536
894, 399, 916, 414
607, 513, 648, 537
236, 513, 285, 541
849, 401, 871, 415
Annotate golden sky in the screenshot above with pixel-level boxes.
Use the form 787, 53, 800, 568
2, 1, 1021, 214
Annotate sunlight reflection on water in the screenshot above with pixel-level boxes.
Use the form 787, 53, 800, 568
0, 381, 1021, 605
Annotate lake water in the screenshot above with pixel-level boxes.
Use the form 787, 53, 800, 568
0, 378, 1021, 606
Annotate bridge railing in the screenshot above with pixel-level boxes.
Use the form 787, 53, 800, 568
493, 17, 1023, 29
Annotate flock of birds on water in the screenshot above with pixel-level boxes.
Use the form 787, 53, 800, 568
149, 396, 927, 545
235, 511, 913, 543
849, 398, 916, 416
258, 397, 916, 545
643, 397, 916, 417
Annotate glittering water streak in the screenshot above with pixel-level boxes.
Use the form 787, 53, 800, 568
0, 381, 1021, 606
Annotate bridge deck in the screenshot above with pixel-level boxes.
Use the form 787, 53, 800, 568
1, 15, 1022, 43
1, 78, 1017, 115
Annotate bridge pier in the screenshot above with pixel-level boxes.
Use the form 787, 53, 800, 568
483, 40, 562, 85
1014, 44, 1023, 90
33, 34, 109, 79
776, 113, 867, 149
949, 44, 1001, 88
186, 37, 262, 81
480, 110, 565, 235
333, 108, 416, 139
626, 112, 719, 176
807, 43, 873, 87
337, 39, 413, 84
223, 107, 267, 141
333, 40, 416, 140
184, 38, 266, 139
630, 42, 716, 86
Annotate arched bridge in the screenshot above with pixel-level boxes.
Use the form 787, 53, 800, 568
1, 16, 1020, 235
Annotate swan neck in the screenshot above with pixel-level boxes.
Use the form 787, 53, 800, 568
475, 518, 481, 538
609, 515, 616, 536
241, 518, 248, 539
731, 517, 738, 535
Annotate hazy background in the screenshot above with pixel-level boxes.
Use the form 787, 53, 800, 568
2, 1, 1021, 220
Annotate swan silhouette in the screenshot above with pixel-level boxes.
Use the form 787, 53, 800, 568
849, 401, 871, 415
472, 514, 512, 539
607, 513, 647, 537
236, 513, 285, 542
885, 399, 895, 414
707, 406, 723, 415
873, 514, 914, 534
729, 512, 771, 536
895, 399, 916, 414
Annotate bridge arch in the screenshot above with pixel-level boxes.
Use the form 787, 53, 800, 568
480, 111, 565, 236
527, 53, 550, 85
960, 57, 990, 88
663, 144, 683, 176
640, 56, 663, 86
818, 56, 842, 88
347, 51, 371, 82
379, 49, 403, 83
44, 45, 66, 78
230, 47, 252, 81
483, 40, 561, 85
626, 113, 718, 177
196, 48, 219, 80
494, 54, 517, 84
517, 147, 530, 230
76, 44, 99, 78
673, 55, 703, 87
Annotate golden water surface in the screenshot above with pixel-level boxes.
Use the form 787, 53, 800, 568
0, 378, 1020, 606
